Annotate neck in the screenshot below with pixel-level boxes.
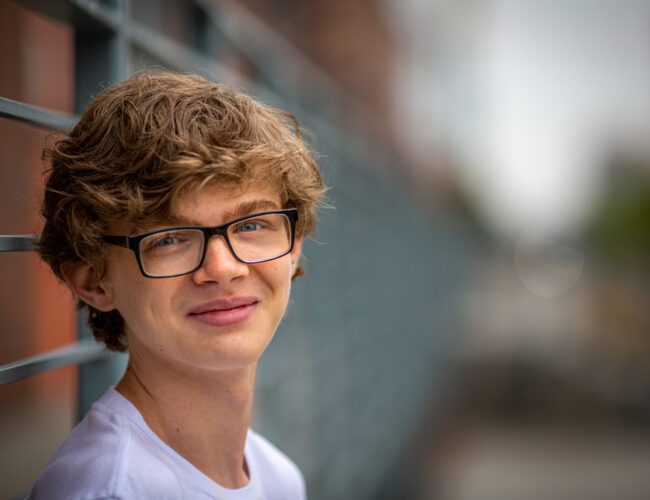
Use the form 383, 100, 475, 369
115, 346, 256, 489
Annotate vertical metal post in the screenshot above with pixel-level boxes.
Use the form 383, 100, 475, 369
74, 0, 129, 420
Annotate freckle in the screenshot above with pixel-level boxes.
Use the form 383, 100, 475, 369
176, 427, 181, 433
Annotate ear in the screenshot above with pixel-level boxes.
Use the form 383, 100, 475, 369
62, 261, 116, 312
290, 238, 303, 276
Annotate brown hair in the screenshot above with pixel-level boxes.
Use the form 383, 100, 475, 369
38, 71, 325, 351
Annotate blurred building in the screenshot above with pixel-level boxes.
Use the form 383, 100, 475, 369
384, 2, 650, 498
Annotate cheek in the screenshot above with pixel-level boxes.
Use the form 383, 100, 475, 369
106, 267, 169, 331
263, 262, 294, 317
263, 258, 293, 291
252, 259, 292, 314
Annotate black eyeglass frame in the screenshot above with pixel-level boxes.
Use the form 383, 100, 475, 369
102, 208, 299, 278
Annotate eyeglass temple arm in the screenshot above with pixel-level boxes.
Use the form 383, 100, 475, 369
102, 235, 130, 248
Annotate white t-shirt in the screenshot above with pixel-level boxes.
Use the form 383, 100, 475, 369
30, 388, 306, 500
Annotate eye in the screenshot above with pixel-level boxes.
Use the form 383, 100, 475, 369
233, 220, 264, 233
153, 234, 185, 247
141, 232, 189, 253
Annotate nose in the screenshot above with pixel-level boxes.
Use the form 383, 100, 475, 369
191, 235, 249, 284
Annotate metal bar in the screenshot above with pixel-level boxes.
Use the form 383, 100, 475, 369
0, 340, 109, 385
70, 0, 122, 31
196, 0, 341, 97
126, 20, 228, 79
71, 0, 221, 80
15, 0, 78, 26
0, 97, 77, 132
0, 235, 39, 252
73, 0, 129, 420
16, 0, 117, 33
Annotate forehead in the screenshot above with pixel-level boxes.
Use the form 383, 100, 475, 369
170, 182, 283, 224
113, 181, 284, 235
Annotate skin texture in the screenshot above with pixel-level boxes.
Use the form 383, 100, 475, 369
64, 183, 302, 488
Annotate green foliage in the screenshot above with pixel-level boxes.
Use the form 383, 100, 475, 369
585, 166, 650, 261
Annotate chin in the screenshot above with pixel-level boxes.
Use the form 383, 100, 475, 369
190, 340, 272, 372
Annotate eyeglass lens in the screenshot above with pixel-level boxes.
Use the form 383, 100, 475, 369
138, 213, 292, 277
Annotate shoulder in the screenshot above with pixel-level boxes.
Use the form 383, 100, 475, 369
247, 430, 307, 500
30, 401, 132, 499
30, 392, 188, 500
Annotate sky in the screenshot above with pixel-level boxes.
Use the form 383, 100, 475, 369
390, 0, 650, 237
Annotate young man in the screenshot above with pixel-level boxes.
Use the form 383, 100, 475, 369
31, 72, 324, 499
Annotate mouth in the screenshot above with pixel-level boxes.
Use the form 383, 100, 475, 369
188, 297, 259, 327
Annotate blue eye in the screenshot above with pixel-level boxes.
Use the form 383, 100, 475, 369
142, 232, 190, 254
153, 234, 185, 247
234, 221, 263, 233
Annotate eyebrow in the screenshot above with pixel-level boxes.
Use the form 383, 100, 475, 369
168, 199, 282, 226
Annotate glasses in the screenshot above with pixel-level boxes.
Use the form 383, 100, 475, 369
102, 209, 298, 278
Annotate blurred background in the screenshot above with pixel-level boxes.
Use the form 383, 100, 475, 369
2, 0, 650, 498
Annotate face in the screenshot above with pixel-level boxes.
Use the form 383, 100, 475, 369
97, 183, 302, 373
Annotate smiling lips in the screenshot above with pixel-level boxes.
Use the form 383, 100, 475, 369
188, 297, 259, 327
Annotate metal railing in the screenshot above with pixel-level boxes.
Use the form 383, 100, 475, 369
0, 232, 109, 386
0, 98, 77, 131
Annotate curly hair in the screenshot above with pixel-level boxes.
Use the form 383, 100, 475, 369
38, 71, 325, 352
